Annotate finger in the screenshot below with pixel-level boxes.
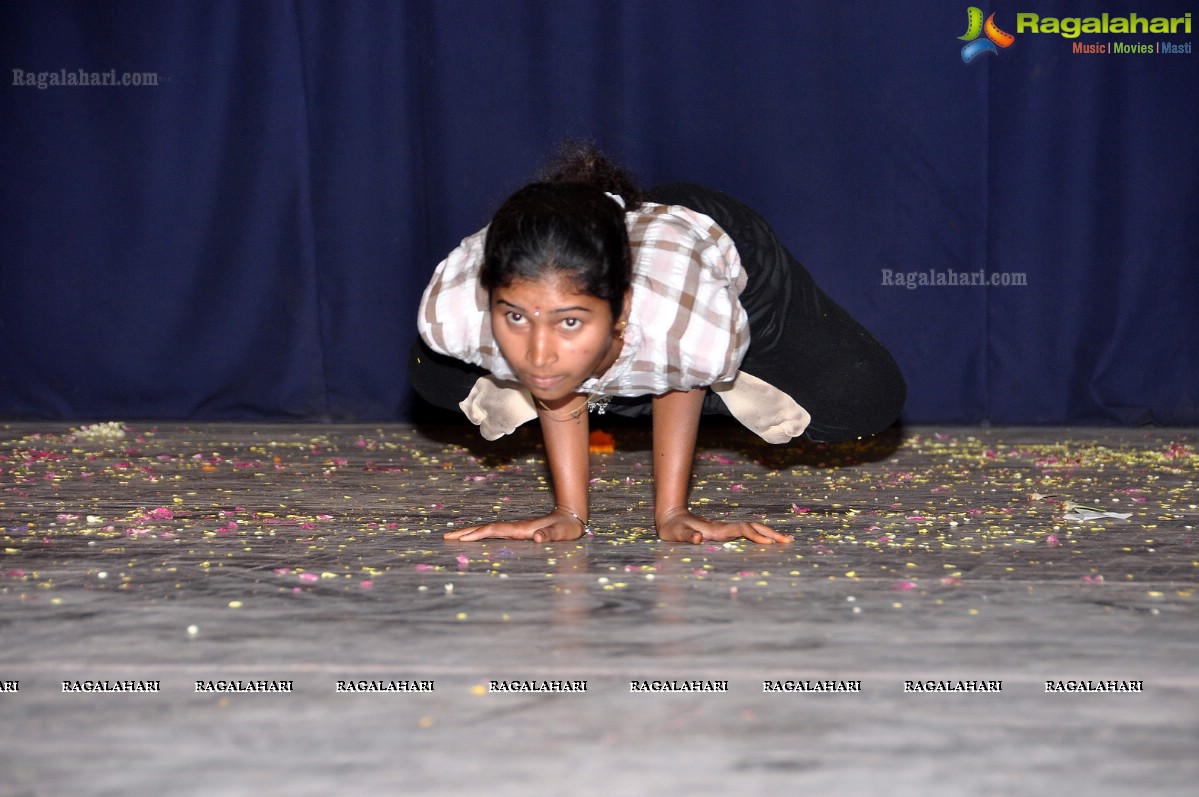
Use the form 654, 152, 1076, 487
742, 523, 792, 545
657, 524, 703, 544
445, 526, 498, 541
443, 525, 483, 540
533, 521, 587, 543
445, 523, 528, 542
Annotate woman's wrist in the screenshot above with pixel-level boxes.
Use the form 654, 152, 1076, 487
554, 505, 590, 534
654, 505, 690, 527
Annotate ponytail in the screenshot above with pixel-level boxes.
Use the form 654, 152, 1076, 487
536, 140, 644, 209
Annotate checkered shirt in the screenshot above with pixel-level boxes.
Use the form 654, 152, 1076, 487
418, 201, 749, 397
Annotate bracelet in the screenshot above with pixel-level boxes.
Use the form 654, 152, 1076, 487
555, 506, 591, 535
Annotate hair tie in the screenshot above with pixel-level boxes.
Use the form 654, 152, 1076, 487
604, 192, 626, 209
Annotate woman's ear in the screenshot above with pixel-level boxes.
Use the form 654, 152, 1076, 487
614, 289, 632, 339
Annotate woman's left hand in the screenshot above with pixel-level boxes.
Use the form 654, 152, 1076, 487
654, 507, 792, 545
444, 510, 587, 543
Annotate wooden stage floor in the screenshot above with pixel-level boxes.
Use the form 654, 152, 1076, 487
1, 421, 1196, 796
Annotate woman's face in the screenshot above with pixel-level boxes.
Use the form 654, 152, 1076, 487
489, 273, 622, 405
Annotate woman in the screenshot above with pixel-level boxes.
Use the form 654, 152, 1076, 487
410, 143, 905, 544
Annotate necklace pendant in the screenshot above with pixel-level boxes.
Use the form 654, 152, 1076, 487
588, 394, 612, 415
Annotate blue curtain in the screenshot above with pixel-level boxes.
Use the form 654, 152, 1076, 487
2, 0, 1196, 424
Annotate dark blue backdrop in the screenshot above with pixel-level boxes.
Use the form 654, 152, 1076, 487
2, 1, 1196, 425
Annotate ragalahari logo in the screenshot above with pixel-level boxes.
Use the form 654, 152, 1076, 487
959, 7, 1016, 62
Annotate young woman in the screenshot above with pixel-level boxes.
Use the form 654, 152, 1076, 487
411, 143, 905, 544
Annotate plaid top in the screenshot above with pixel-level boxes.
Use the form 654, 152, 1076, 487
418, 201, 749, 397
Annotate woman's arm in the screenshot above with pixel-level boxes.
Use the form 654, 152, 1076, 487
444, 396, 591, 542
651, 389, 792, 545
538, 400, 592, 534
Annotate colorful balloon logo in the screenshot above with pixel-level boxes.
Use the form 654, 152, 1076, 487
960, 7, 1015, 63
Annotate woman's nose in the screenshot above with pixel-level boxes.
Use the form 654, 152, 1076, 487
526, 328, 555, 367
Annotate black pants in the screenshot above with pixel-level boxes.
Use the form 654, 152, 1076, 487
409, 183, 906, 443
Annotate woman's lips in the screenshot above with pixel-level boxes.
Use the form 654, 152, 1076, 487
525, 374, 565, 392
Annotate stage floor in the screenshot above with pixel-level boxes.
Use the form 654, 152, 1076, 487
1, 421, 1196, 796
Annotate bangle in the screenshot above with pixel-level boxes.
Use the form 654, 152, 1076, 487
555, 506, 591, 535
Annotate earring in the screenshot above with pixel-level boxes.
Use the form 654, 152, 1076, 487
616, 320, 628, 340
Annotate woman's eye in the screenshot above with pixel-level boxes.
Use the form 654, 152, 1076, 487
506, 312, 524, 323
561, 318, 580, 329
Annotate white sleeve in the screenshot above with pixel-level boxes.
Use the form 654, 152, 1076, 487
417, 228, 489, 365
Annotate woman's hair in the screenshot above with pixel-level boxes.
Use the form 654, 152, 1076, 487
481, 142, 640, 321
536, 139, 645, 208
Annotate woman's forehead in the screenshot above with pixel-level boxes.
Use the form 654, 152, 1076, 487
492, 274, 595, 304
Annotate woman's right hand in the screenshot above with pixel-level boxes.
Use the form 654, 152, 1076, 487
443, 508, 588, 543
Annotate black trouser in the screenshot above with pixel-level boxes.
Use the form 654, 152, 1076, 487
409, 183, 906, 442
